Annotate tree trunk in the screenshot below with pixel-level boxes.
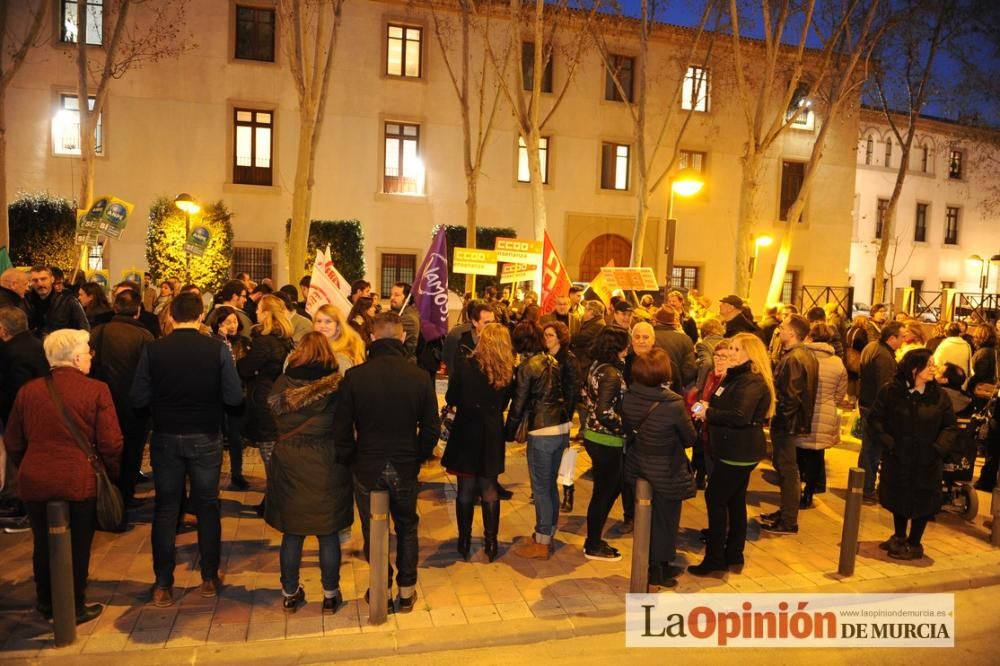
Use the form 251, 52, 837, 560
873, 142, 913, 306
526, 125, 546, 242
0, 87, 8, 251
464, 177, 477, 294
287, 110, 316, 282
734, 151, 763, 296
630, 162, 649, 267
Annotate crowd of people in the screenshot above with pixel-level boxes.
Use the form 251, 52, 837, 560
0, 261, 998, 623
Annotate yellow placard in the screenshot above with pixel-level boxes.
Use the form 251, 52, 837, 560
453, 248, 498, 275
500, 263, 536, 284
599, 267, 659, 292
494, 237, 543, 265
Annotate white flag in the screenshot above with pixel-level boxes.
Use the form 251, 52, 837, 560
305, 246, 353, 317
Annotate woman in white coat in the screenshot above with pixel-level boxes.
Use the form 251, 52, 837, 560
794, 323, 848, 508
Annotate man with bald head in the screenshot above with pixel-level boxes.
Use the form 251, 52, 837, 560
0, 268, 28, 311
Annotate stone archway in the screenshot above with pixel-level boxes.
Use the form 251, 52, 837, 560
578, 233, 631, 282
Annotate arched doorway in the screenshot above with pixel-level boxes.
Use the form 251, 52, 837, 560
579, 233, 631, 282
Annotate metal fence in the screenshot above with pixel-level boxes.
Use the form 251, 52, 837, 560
799, 285, 854, 319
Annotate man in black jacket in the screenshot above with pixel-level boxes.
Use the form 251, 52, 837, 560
92, 281, 161, 338
857, 321, 904, 502
130, 293, 243, 607
334, 313, 439, 613
570, 301, 606, 440
0, 268, 29, 312
25, 266, 88, 337
719, 294, 760, 340
651, 307, 698, 393
762, 315, 818, 534
92, 290, 154, 516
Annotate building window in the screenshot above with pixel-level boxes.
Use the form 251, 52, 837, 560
681, 66, 709, 112
61, 0, 102, 45
517, 136, 549, 184
948, 149, 963, 179
779, 161, 805, 222
600, 142, 630, 191
781, 271, 799, 306
944, 206, 959, 244
914, 203, 927, 242
87, 242, 104, 270
910, 279, 924, 295
884, 138, 892, 168
384, 122, 422, 194
52, 94, 102, 156
920, 145, 930, 173
232, 246, 274, 282
669, 266, 700, 290
235, 5, 276, 62
875, 198, 889, 240
604, 54, 634, 102
864, 136, 873, 165
387, 24, 422, 78
679, 149, 705, 172
940, 280, 955, 290
380, 253, 416, 298
233, 108, 273, 186
521, 42, 553, 93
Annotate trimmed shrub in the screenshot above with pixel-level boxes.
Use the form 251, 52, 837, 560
146, 197, 234, 293
8, 191, 78, 270
445, 225, 517, 295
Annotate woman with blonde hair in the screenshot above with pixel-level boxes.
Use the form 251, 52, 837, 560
238, 294, 295, 514
689, 332, 774, 577
441, 323, 515, 562
313, 304, 366, 371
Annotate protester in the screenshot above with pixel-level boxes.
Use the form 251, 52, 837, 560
0, 267, 29, 311
5, 329, 122, 623
689, 332, 775, 577
313, 304, 366, 372
25, 266, 89, 337
581, 326, 630, 561
694, 318, 725, 392
206, 306, 250, 490
625, 321, 655, 384
442, 324, 514, 562
333, 313, 439, 613
265, 332, 351, 613
130, 292, 243, 607
622, 348, 696, 588
652, 307, 698, 393
857, 321, 904, 503
666, 290, 699, 344
718, 294, 758, 339
866, 304, 887, 342
218, 280, 254, 338
389, 282, 420, 360
540, 295, 581, 337
794, 323, 847, 509
544, 322, 581, 513
275, 290, 311, 343
688, 339, 732, 488
78, 283, 111, 328
969, 324, 998, 401
350, 279, 372, 304
441, 300, 479, 372
932, 322, 972, 389
347, 296, 375, 347
610, 300, 634, 330
867, 349, 957, 561
896, 320, 927, 361
844, 314, 869, 401
153, 281, 174, 315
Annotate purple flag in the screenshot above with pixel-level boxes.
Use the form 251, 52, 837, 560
412, 226, 450, 341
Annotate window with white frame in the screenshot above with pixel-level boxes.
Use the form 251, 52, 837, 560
669, 266, 700, 290
681, 66, 709, 112
233, 108, 273, 186
679, 149, 706, 172
944, 206, 959, 244
87, 242, 104, 270
517, 136, 549, 184
948, 149, 963, 179
386, 24, 422, 78
234, 5, 276, 62
61, 0, 103, 45
52, 94, 102, 156
384, 122, 422, 194
600, 142, 630, 191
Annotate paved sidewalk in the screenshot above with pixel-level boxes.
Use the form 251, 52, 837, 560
2, 413, 999, 660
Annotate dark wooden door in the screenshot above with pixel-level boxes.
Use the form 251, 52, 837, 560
579, 233, 631, 282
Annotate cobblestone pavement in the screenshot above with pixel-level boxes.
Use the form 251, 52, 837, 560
2, 408, 998, 659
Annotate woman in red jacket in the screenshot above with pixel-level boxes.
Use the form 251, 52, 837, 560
4, 329, 123, 625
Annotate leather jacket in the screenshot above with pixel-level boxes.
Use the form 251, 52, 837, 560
584, 361, 627, 438
25, 289, 89, 337
771, 343, 819, 435
505, 352, 566, 437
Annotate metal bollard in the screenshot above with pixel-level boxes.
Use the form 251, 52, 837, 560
838, 467, 866, 576
991, 488, 1000, 547
47, 502, 77, 646
367, 490, 390, 625
629, 479, 653, 593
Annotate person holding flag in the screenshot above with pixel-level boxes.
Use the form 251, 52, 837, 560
408, 227, 449, 374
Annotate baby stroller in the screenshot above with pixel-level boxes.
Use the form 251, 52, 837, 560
940, 398, 992, 521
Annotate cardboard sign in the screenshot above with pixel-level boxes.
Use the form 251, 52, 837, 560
500, 263, 536, 284
86, 269, 111, 291
599, 267, 659, 292
494, 237, 542, 265
453, 248, 498, 275
85, 196, 134, 239
120, 268, 143, 287
184, 225, 211, 256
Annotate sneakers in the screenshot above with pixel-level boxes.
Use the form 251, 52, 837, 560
760, 521, 799, 534
759, 510, 782, 524
513, 536, 550, 561
879, 534, 906, 551
152, 586, 174, 607
322, 592, 343, 614
888, 541, 924, 561
283, 586, 306, 613
2, 515, 30, 533
397, 590, 418, 614
583, 541, 621, 561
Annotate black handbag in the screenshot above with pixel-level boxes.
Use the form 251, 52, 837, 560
45, 377, 124, 531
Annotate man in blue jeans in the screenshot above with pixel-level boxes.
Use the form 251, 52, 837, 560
856, 321, 903, 502
131, 293, 243, 607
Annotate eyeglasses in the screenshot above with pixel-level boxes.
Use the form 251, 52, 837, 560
543, 332, 558, 338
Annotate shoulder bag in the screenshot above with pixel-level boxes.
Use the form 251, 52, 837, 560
972, 348, 1000, 400
45, 377, 124, 531
623, 399, 662, 453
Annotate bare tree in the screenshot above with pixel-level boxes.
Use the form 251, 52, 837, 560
428, 0, 509, 293
592, 0, 719, 266
279, 0, 344, 282
0, 0, 48, 250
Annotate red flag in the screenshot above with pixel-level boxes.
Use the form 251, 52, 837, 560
540, 231, 572, 315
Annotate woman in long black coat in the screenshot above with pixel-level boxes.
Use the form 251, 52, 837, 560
265, 332, 352, 613
441, 323, 514, 562
867, 348, 957, 561
622, 348, 696, 588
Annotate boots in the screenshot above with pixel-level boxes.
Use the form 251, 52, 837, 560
456, 499, 474, 561
560, 485, 574, 512
481, 500, 500, 562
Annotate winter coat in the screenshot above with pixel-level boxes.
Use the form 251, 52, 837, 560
867, 379, 957, 517
694, 334, 723, 392
704, 361, 771, 464
505, 352, 565, 437
772, 343, 819, 435
91, 315, 154, 437
0, 330, 49, 423
968, 344, 998, 396
794, 342, 848, 450
859, 341, 897, 409
238, 329, 294, 442
932, 336, 972, 385
264, 365, 353, 536
4, 367, 122, 502
583, 360, 626, 445
442, 350, 512, 477
553, 346, 580, 417
723, 312, 760, 340
623, 383, 697, 500
25, 289, 89, 337
652, 325, 698, 392
570, 317, 605, 375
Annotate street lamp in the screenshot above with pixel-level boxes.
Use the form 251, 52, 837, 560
746, 234, 774, 299
664, 167, 705, 291
174, 193, 200, 282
